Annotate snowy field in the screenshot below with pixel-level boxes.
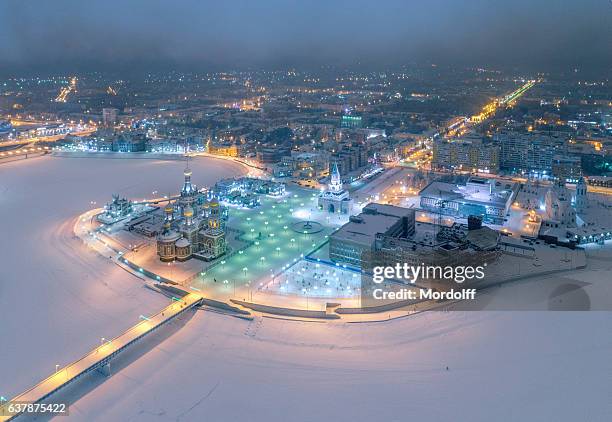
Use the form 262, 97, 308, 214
1, 154, 612, 421
35, 310, 612, 422
0, 154, 245, 398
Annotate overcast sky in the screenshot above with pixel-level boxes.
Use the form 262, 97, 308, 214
1, 0, 611, 76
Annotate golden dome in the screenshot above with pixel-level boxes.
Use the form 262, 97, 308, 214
183, 205, 194, 217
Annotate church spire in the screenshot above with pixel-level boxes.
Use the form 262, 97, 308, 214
329, 161, 342, 192
181, 156, 195, 196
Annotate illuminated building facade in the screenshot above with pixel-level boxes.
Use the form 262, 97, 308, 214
419, 177, 516, 225
156, 165, 227, 262
329, 203, 415, 268
318, 161, 353, 214
341, 114, 362, 129
432, 136, 500, 173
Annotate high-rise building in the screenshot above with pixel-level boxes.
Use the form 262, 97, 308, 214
495, 132, 563, 176
432, 136, 500, 173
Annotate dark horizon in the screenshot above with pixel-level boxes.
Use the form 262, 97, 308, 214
1, 0, 611, 77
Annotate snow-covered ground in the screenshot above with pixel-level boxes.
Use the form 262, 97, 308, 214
0, 154, 245, 398
2, 154, 612, 421
272, 260, 361, 298
43, 310, 612, 422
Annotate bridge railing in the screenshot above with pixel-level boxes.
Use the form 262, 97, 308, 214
1, 293, 202, 421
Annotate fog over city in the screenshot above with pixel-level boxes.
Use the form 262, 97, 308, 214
2, 0, 611, 74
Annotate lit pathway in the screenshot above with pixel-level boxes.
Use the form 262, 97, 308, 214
0, 293, 203, 421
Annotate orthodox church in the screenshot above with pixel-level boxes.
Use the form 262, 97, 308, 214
543, 178, 576, 227
156, 163, 227, 262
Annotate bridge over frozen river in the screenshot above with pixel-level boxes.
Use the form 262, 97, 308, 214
0, 292, 203, 421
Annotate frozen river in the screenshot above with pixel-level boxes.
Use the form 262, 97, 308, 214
0, 154, 246, 398
1, 154, 611, 421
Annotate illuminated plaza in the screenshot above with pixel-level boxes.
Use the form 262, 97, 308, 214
190, 188, 344, 301
77, 170, 364, 310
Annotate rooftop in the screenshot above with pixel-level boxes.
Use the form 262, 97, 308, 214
420, 179, 514, 208
331, 203, 414, 246
363, 202, 416, 219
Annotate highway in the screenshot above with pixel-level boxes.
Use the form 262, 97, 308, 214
443, 80, 536, 138
55, 77, 77, 103
0, 292, 203, 421
499, 80, 536, 106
